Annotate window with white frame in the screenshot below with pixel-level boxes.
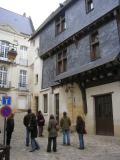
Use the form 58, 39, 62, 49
19, 70, 27, 87
20, 45, 28, 65
0, 66, 7, 86
0, 41, 9, 58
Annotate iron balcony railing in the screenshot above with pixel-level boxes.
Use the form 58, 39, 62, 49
0, 81, 11, 89
18, 83, 28, 91
0, 42, 17, 62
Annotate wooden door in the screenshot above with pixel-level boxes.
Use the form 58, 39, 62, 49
95, 94, 114, 136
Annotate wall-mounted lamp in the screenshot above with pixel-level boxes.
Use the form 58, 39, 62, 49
7, 48, 17, 62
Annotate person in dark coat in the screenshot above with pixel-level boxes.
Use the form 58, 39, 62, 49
6, 113, 14, 146
37, 110, 45, 137
23, 109, 31, 146
76, 115, 85, 149
29, 113, 40, 152
47, 114, 58, 152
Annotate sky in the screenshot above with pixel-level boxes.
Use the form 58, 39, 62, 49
0, 0, 65, 29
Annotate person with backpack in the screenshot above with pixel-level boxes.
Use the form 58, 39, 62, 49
29, 113, 40, 152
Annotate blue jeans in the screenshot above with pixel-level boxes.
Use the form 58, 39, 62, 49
78, 133, 84, 149
63, 130, 70, 145
31, 138, 40, 150
26, 127, 30, 146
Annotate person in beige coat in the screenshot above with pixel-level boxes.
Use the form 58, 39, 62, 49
47, 114, 58, 152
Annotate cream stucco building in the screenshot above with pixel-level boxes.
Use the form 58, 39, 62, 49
0, 8, 34, 112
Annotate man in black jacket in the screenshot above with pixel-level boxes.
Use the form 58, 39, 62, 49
6, 113, 14, 146
23, 109, 31, 146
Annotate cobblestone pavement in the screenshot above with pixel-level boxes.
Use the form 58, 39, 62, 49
0, 113, 120, 160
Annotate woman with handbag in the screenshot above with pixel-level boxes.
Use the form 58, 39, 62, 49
76, 115, 86, 149
47, 114, 58, 152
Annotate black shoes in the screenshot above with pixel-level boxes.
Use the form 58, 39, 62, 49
29, 147, 40, 152
29, 149, 36, 152
78, 147, 84, 150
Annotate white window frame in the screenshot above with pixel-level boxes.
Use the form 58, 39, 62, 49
0, 66, 7, 86
0, 41, 9, 59
19, 70, 27, 87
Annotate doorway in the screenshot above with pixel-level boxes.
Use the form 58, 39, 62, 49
95, 94, 114, 136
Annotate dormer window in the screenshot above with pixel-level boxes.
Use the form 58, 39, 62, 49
55, 13, 66, 35
85, 0, 94, 13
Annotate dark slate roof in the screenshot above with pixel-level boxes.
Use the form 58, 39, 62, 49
0, 7, 34, 35
30, 0, 76, 39
55, 52, 120, 81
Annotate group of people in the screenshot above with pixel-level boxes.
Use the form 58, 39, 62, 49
5, 109, 86, 153
23, 109, 45, 152
23, 110, 86, 152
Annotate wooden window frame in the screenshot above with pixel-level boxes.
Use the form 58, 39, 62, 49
85, 0, 94, 13
55, 13, 66, 35
90, 31, 100, 61
43, 94, 48, 113
57, 48, 67, 74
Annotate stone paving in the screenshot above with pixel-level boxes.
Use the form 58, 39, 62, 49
0, 113, 120, 160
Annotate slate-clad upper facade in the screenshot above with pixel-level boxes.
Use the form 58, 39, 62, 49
42, 19, 120, 88
30, 0, 120, 89
0, 7, 34, 35
31, 0, 119, 56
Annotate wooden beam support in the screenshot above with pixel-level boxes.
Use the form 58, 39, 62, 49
79, 83, 87, 115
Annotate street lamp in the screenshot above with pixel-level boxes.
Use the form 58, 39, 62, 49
7, 48, 17, 62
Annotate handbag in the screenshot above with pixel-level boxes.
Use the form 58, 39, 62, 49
83, 128, 87, 134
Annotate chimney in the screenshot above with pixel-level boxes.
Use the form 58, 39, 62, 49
23, 12, 26, 17
59, 3, 64, 8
